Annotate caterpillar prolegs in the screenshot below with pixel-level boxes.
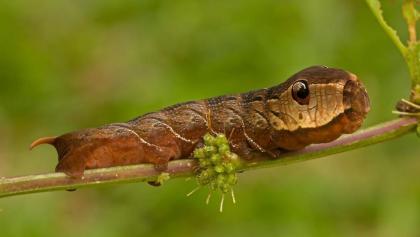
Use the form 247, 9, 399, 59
31, 66, 370, 178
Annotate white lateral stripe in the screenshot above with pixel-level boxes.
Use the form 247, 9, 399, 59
142, 118, 195, 144
109, 124, 162, 151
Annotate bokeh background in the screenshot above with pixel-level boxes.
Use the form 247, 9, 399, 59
0, 0, 419, 236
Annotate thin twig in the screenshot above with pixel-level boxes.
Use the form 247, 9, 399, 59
0, 117, 418, 198
403, 0, 417, 44
366, 0, 408, 57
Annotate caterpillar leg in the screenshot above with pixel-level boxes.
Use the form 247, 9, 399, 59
136, 145, 176, 187
55, 152, 86, 178
144, 140, 182, 187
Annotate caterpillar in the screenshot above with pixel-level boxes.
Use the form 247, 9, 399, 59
31, 66, 370, 178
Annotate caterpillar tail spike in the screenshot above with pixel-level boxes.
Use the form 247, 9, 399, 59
30, 136, 57, 150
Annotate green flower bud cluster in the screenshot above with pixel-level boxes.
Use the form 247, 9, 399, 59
156, 172, 170, 185
193, 133, 242, 193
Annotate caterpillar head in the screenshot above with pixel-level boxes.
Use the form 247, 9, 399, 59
268, 66, 370, 150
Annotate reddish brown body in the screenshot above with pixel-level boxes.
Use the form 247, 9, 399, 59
31, 66, 370, 177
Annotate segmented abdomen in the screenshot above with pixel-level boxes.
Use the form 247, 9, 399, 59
126, 89, 273, 165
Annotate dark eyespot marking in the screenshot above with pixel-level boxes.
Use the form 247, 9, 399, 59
241, 92, 265, 104
223, 96, 237, 101
268, 95, 280, 101
252, 95, 264, 102
292, 80, 309, 105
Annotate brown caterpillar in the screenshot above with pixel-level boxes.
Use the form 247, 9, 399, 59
31, 66, 370, 178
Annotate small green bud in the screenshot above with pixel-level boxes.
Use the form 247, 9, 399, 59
214, 164, 225, 173
209, 181, 218, 191
215, 134, 228, 146
193, 148, 205, 159
218, 144, 230, 154
223, 162, 235, 173
156, 172, 170, 184
210, 154, 221, 164
197, 171, 213, 185
204, 146, 216, 155
200, 168, 215, 179
216, 174, 226, 185
197, 175, 209, 185
229, 153, 241, 168
203, 133, 215, 145
199, 159, 210, 168
197, 168, 215, 185
226, 174, 238, 185
220, 183, 230, 193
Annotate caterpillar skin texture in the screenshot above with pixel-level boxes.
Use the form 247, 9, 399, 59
31, 66, 370, 178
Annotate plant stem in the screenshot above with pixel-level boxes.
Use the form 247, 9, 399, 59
403, 0, 417, 44
367, 0, 420, 103
402, 0, 420, 103
366, 0, 408, 58
0, 117, 417, 199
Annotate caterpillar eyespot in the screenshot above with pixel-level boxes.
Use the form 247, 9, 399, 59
31, 66, 370, 178
292, 80, 309, 105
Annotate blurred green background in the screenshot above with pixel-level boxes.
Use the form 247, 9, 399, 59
0, 0, 419, 236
